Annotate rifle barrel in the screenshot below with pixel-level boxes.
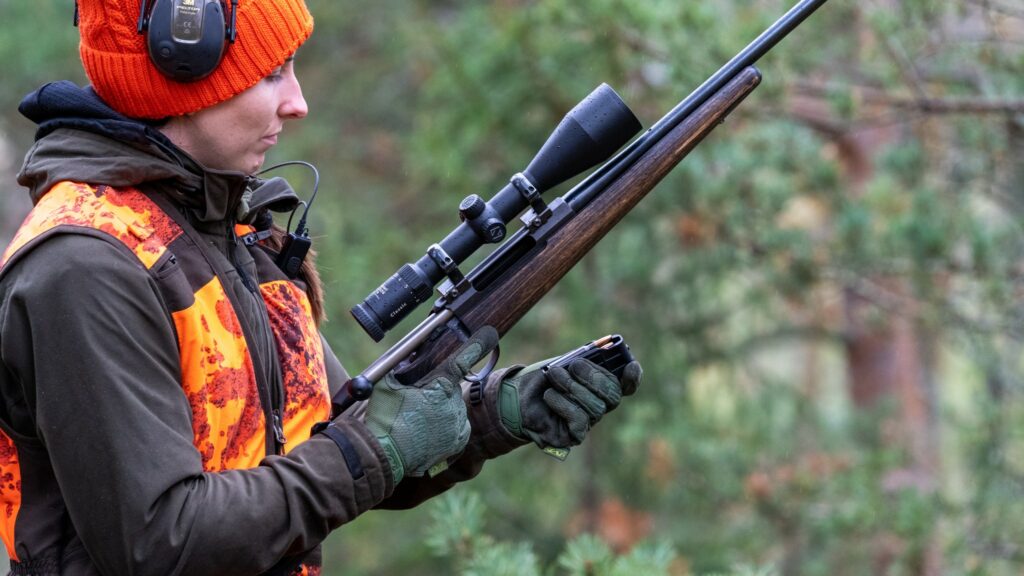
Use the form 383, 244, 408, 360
567, 0, 829, 209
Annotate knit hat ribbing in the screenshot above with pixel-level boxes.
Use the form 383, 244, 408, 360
77, 0, 313, 119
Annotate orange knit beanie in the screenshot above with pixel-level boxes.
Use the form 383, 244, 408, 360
77, 0, 313, 119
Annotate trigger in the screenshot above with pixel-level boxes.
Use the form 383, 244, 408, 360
464, 344, 500, 384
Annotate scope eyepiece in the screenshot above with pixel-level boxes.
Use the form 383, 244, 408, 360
351, 263, 433, 342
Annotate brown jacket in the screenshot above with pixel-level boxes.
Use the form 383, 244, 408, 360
0, 81, 524, 575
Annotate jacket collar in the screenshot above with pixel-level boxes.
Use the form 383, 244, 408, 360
17, 81, 252, 223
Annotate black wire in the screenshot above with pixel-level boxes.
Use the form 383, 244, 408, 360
256, 160, 320, 236
286, 201, 308, 234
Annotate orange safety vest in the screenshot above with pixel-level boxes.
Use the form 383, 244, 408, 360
0, 181, 331, 570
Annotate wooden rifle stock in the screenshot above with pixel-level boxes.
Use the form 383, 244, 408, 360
393, 67, 762, 382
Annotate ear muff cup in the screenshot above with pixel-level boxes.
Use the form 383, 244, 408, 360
145, 0, 228, 82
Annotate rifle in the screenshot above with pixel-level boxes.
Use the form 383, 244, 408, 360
333, 0, 829, 413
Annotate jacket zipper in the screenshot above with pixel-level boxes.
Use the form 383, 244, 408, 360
228, 224, 258, 294
272, 410, 287, 447
228, 222, 287, 453
147, 190, 288, 456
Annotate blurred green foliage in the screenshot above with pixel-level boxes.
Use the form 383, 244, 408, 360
3, 0, 1024, 574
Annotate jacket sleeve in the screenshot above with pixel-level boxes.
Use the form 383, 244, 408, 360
0, 234, 394, 576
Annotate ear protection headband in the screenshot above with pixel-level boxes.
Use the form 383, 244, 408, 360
136, 0, 239, 82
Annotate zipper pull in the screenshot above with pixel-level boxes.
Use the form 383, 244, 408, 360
272, 409, 288, 450
227, 223, 258, 293
240, 229, 272, 246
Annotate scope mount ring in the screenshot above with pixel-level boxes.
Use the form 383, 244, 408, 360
427, 244, 462, 279
511, 173, 548, 213
428, 243, 472, 303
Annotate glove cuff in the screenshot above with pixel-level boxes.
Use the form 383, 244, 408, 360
374, 435, 405, 485
498, 379, 527, 440
460, 366, 529, 462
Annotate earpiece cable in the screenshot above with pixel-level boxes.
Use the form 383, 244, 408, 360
256, 160, 320, 237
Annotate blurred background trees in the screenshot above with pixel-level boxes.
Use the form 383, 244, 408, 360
2, 0, 1023, 574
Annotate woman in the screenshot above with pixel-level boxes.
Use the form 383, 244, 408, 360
0, 1, 640, 574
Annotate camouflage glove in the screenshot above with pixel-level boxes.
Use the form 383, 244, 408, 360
365, 327, 499, 484
497, 357, 642, 458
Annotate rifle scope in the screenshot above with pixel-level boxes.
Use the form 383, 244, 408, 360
351, 83, 642, 341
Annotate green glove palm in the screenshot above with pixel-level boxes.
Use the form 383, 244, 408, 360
365, 327, 499, 483
498, 357, 642, 456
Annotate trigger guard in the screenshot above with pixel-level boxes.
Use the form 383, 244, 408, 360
464, 344, 500, 384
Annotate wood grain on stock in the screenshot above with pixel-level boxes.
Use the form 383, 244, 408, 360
407, 67, 762, 373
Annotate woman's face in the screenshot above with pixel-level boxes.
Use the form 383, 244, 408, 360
160, 58, 307, 174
